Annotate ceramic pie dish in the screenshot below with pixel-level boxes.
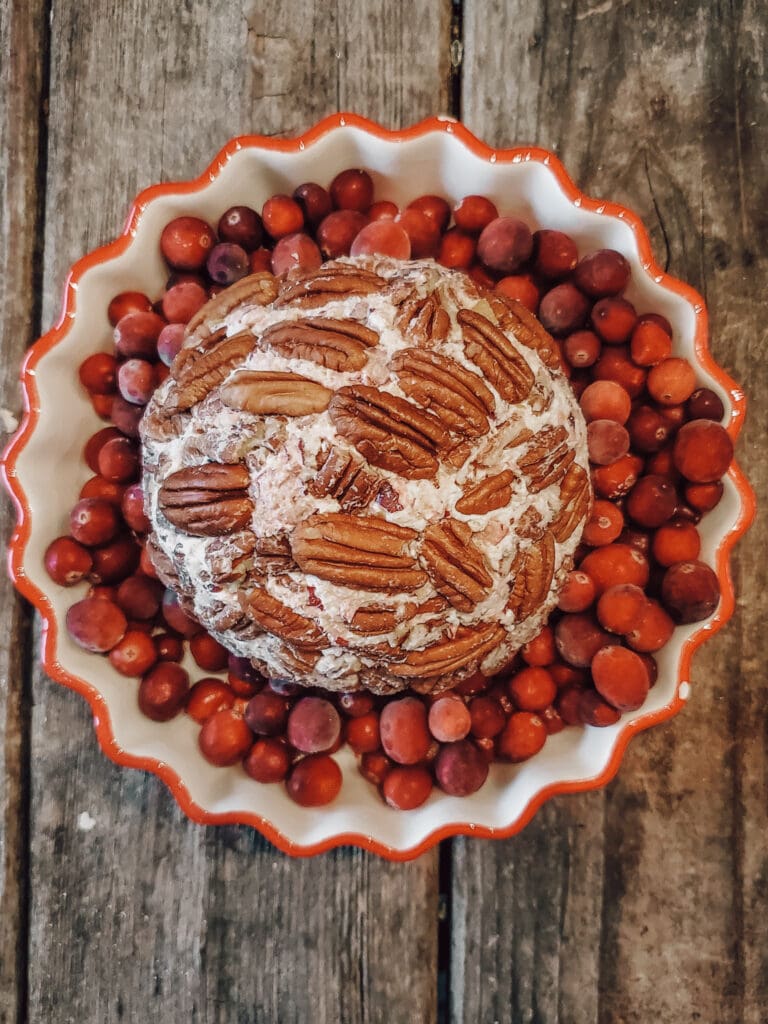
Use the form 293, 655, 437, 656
1, 114, 754, 859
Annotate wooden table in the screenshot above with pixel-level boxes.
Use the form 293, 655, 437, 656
1, 2, 765, 1021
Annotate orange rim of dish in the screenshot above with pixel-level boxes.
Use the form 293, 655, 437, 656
1, 113, 755, 861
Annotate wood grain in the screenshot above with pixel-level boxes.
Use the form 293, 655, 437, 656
454, 2, 767, 1022
26, 2, 450, 1022
0, 0, 47, 1021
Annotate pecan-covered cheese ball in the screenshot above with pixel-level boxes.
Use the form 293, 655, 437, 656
141, 257, 591, 694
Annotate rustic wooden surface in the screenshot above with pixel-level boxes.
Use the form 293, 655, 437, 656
0, 1, 764, 1022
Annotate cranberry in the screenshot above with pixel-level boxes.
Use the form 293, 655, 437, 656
673, 420, 734, 483
115, 574, 163, 619
379, 697, 431, 765
554, 614, 612, 668
564, 330, 601, 369
627, 405, 671, 453
350, 221, 411, 259
626, 474, 677, 528
199, 707, 253, 766
591, 646, 650, 712
394, 208, 441, 258
587, 419, 630, 465
557, 570, 597, 613
439, 229, 476, 269
538, 282, 590, 335
79, 352, 117, 395
249, 248, 273, 273
453, 195, 499, 235
580, 543, 650, 596
186, 678, 236, 724
244, 738, 291, 783
647, 358, 697, 406
44, 536, 93, 586
359, 751, 392, 787
286, 754, 342, 807
382, 766, 433, 809
244, 691, 290, 736
428, 695, 471, 742
686, 387, 725, 422
652, 520, 701, 566
469, 696, 506, 739
88, 536, 140, 584
476, 216, 533, 274
368, 199, 399, 220
685, 480, 724, 513
109, 396, 144, 439
580, 380, 631, 426
261, 195, 305, 239
108, 291, 153, 326
227, 654, 266, 687
495, 274, 540, 313
330, 168, 374, 212
292, 183, 332, 227
161, 281, 208, 324
316, 210, 367, 258
625, 600, 675, 652
435, 740, 489, 795
117, 358, 155, 405
521, 625, 556, 666
590, 297, 637, 344
83, 427, 122, 473
582, 499, 625, 546
337, 691, 374, 718
271, 233, 322, 276
189, 632, 229, 672
508, 667, 557, 712
498, 712, 547, 762
121, 483, 149, 533
66, 596, 127, 652
407, 194, 451, 232
108, 630, 157, 677
532, 229, 578, 279
206, 243, 249, 285
630, 321, 672, 366
69, 497, 120, 547
573, 249, 630, 297
661, 560, 720, 623
591, 454, 643, 500
594, 346, 647, 398
161, 588, 202, 637
155, 633, 184, 662
596, 584, 647, 634
287, 697, 341, 753
97, 437, 140, 483
345, 712, 381, 754
160, 216, 216, 270
578, 690, 621, 727
218, 206, 263, 250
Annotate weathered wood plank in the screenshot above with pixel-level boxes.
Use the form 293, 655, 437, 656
454, 2, 767, 1022
0, 0, 48, 1021
28, 2, 449, 1022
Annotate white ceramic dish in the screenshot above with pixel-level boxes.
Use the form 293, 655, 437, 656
2, 114, 753, 859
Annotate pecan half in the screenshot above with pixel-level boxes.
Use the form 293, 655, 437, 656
260, 317, 378, 372
488, 293, 564, 372
551, 464, 591, 541
219, 370, 332, 416
276, 641, 322, 673
458, 308, 535, 403
308, 447, 380, 512
328, 385, 450, 479
242, 586, 326, 648
274, 265, 387, 308
185, 273, 278, 342
169, 331, 256, 411
455, 470, 516, 515
388, 623, 506, 679
506, 531, 556, 621
158, 463, 252, 537
291, 512, 428, 591
421, 518, 493, 612
395, 289, 450, 346
348, 606, 401, 635
517, 426, 575, 493
391, 348, 495, 437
